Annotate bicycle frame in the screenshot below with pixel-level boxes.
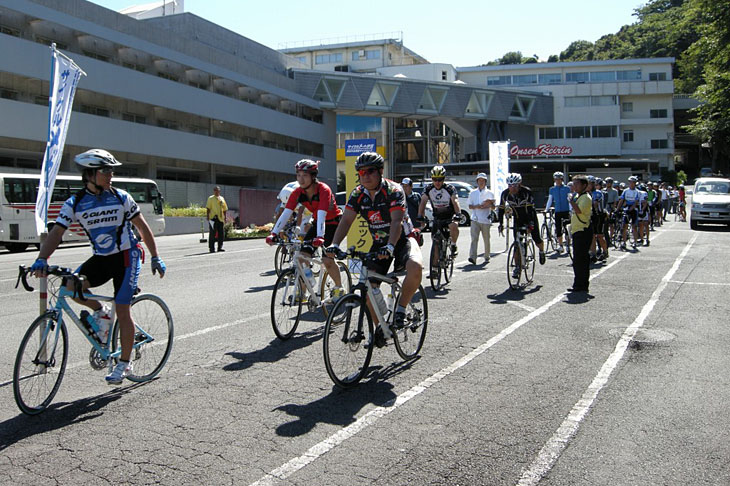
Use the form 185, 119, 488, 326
292, 248, 327, 308
353, 265, 398, 326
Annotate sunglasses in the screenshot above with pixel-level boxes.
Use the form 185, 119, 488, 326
358, 168, 379, 176
432, 177, 445, 182
98, 168, 115, 174
508, 183, 520, 188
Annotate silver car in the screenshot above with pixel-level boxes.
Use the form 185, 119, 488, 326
690, 177, 730, 229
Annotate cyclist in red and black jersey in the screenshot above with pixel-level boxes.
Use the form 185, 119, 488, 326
267, 159, 344, 295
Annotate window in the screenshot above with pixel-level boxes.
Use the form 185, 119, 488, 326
650, 109, 668, 118
487, 76, 511, 86
315, 53, 343, 64
617, 70, 641, 81
590, 71, 615, 82
538, 73, 561, 84
122, 113, 146, 124
157, 72, 179, 82
351, 50, 380, 61
623, 130, 634, 142
296, 56, 307, 64
0, 89, 18, 100
566, 72, 589, 83
592, 125, 617, 138
0, 25, 20, 37
649, 72, 667, 81
565, 96, 590, 107
122, 62, 147, 73
591, 95, 617, 106
565, 126, 591, 138
539, 127, 564, 139
35, 36, 67, 50
651, 139, 668, 149
622, 102, 633, 113
35, 95, 49, 106
158, 119, 179, 130
513, 74, 537, 85
82, 51, 110, 62
441, 71, 447, 81
80, 105, 110, 117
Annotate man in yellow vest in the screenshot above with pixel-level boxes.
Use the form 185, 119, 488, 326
206, 186, 228, 253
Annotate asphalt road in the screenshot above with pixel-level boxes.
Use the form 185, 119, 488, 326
0, 220, 728, 485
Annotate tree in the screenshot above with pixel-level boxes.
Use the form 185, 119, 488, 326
547, 54, 559, 63
499, 51, 524, 65
559, 40, 595, 61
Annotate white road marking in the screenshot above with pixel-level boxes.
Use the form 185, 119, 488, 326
248, 253, 630, 486
667, 279, 730, 286
516, 233, 698, 486
508, 301, 536, 313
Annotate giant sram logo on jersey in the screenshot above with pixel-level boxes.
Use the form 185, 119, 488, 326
82, 208, 121, 226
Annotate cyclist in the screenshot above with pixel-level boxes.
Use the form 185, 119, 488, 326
653, 182, 663, 227
616, 176, 641, 249
274, 181, 308, 236
589, 176, 609, 261
30, 149, 166, 385
544, 171, 571, 253
267, 159, 344, 300
604, 177, 619, 241
638, 183, 651, 246
678, 184, 687, 222
417, 165, 461, 276
325, 152, 422, 348
401, 178, 423, 230
497, 173, 546, 279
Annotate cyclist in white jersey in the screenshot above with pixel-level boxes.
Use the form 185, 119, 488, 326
616, 176, 641, 249
637, 184, 651, 246
31, 149, 166, 384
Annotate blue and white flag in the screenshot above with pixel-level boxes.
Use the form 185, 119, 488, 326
489, 141, 510, 201
35, 44, 85, 235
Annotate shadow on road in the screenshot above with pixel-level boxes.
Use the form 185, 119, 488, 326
487, 285, 543, 304
0, 382, 148, 451
274, 378, 398, 437
245, 283, 275, 293
222, 327, 323, 372
563, 291, 595, 304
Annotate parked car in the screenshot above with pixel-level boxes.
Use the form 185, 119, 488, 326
690, 177, 730, 229
412, 180, 474, 226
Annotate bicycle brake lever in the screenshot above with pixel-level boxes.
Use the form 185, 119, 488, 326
74, 275, 88, 301
16, 266, 34, 292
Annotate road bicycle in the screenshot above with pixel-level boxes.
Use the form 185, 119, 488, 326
13, 266, 173, 415
616, 208, 639, 249
540, 209, 557, 253
270, 239, 352, 340
506, 223, 537, 290
322, 248, 428, 388
428, 218, 455, 291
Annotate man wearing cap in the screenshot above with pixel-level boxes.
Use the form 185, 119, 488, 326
467, 173, 496, 264
401, 178, 422, 229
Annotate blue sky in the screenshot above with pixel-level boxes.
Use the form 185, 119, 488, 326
89, 0, 645, 66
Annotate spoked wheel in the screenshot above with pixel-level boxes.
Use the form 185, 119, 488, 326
523, 240, 536, 284
323, 294, 374, 388
111, 294, 174, 382
442, 244, 454, 284
274, 244, 293, 276
13, 313, 68, 415
392, 285, 428, 360
541, 224, 555, 252
506, 241, 523, 290
429, 241, 443, 291
271, 268, 303, 340
320, 261, 352, 320
564, 229, 573, 261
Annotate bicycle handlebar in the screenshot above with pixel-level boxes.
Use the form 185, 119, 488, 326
16, 265, 87, 300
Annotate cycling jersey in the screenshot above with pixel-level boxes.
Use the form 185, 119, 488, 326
497, 186, 537, 225
56, 188, 140, 256
423, 183, 457, 219
619, 188, 641, 209
604, 188, 619, 210
285, 181, 341, 224
591, 189, 605, 213
346, 178, 413, 244
546, 185, 571, 213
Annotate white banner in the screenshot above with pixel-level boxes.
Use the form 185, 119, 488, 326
489, 141, 510, 203
35, 45, 85, 235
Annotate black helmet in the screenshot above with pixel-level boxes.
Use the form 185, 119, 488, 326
355, 152, 384, 170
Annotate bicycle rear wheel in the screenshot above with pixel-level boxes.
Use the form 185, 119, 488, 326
392, 285, 428, 360
13, 313, 68, 415
271, 268, 303, 340
524, 240, 536, 284
429, 240, 443, 291
323, 294, 374, 388
320, 261, 352, 320
111, 294, 174, 382
541, 223, 555, 252
506, 241, 522, 289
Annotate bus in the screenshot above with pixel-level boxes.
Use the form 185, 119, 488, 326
1, 173, 165, 253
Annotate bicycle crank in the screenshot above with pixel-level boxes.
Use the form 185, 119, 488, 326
88, 347, 108, 370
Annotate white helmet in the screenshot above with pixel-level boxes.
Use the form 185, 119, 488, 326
506, 173, 522, 185
74, 149, 122, 169
279, 181, 299, 204
553, 171, 564, 180
628, 176, 638, 182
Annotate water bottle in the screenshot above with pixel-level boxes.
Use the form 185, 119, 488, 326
303, 266, 316, 289
371, 287, 388, 317
79, 310, 100, 342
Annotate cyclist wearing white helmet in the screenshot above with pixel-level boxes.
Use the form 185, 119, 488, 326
497, 173, 547, 272
31, 149, 166, 385
545, 171, 571, 252
273, 181, 309, 236
326, 152, 423, 347
268, 159, 344, 297
616, 176, 641, 249
418, 165, 462, 266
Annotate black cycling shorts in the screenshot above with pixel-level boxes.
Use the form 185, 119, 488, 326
513, 217, 542, 245
76, 247, 142, 305
366, 235, 411, 278
592, 212, 607, 235
554, 211, 570, 236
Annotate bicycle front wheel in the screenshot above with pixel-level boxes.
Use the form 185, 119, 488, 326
111, 294, 174, 382
506, 241, 521, 289
271, 268, 303, 340
320, 260, 352, 320
524, 239, 536, 284
429, 241, 443, 291
443, 244, 454, 284
392, 285, 428, 360
13, 313, 68, 415
274, 244, 292, 276
323, 294, 374, 388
